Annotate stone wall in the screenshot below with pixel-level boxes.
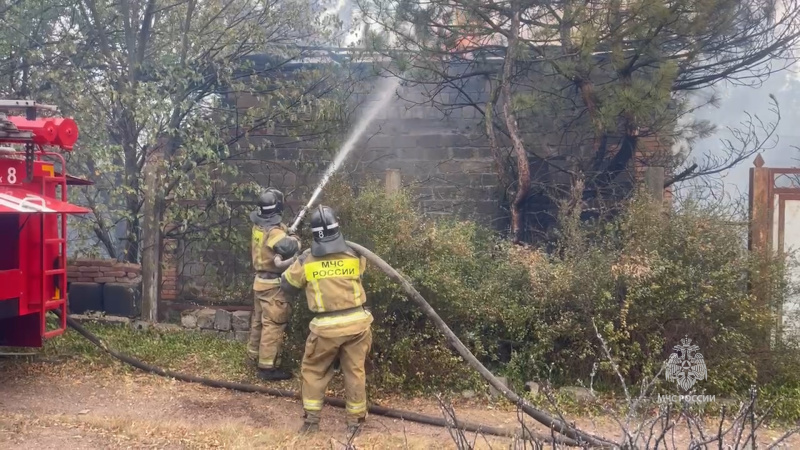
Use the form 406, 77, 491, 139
233, 68, 506, 225
179, 308, 252, 343
166, 59, 673, 305
232, 61, 671, 226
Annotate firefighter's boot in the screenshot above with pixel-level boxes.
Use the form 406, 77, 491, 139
346, 418, 365, 439
299, 422, 320, 434
257, 367, 292, 381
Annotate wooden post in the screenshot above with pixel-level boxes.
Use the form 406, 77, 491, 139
644, 166, 665, 204
385, 169, 401, 195
748, 154, 777, 348
749, 154, 770, 253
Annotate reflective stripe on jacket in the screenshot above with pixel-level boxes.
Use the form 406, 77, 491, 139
281, 249, 372, 337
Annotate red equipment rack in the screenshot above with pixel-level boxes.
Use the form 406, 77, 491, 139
0, 100, 91, 347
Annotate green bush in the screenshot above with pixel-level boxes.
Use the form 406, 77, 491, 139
280, 177, 795, 406
516, 195, 786, 395
287, 176, 533, 393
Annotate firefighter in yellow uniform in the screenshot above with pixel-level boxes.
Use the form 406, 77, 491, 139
280, 205, 372, 435
249, 188, 301, 381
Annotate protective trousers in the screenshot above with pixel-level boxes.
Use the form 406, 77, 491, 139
247, 284, 291, 369
301, 328, 372, 425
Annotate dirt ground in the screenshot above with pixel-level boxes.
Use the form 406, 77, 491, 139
1, 358, 799, 449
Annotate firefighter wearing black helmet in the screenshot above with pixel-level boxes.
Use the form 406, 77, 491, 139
280, 205, 372, 436
249, 188, 300, 381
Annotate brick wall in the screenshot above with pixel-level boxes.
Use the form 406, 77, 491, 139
68, 260, 142, 317
68, 259, 142, 284
234, 70, 505, 225
232, 62, 672, 227
166, 59, 673, 305
161, 236, 179, 301
635, 134, 675, 206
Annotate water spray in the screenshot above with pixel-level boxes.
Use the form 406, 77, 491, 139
288, 76, 401, 233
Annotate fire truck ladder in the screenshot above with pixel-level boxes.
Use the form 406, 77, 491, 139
40, 150, 68, 339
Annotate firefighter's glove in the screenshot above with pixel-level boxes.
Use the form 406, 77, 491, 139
274, 236, 300, 259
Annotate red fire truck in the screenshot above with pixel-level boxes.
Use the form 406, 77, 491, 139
0, 100, 91, 347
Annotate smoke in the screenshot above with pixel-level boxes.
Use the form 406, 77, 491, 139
686, 68, 800, 199
317, 0, 359, 46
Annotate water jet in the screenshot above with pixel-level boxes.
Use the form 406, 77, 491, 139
289, 76, 401, 232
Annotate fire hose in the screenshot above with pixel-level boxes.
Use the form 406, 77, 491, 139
58, 242, 613, 448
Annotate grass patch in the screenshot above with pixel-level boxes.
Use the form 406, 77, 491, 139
25, 321, 491, 403
40, 322, 260, 385
9, 318, 800, 427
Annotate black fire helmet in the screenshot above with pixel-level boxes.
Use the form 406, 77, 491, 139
249, 187, 284, 227
309, 205, 349, 257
